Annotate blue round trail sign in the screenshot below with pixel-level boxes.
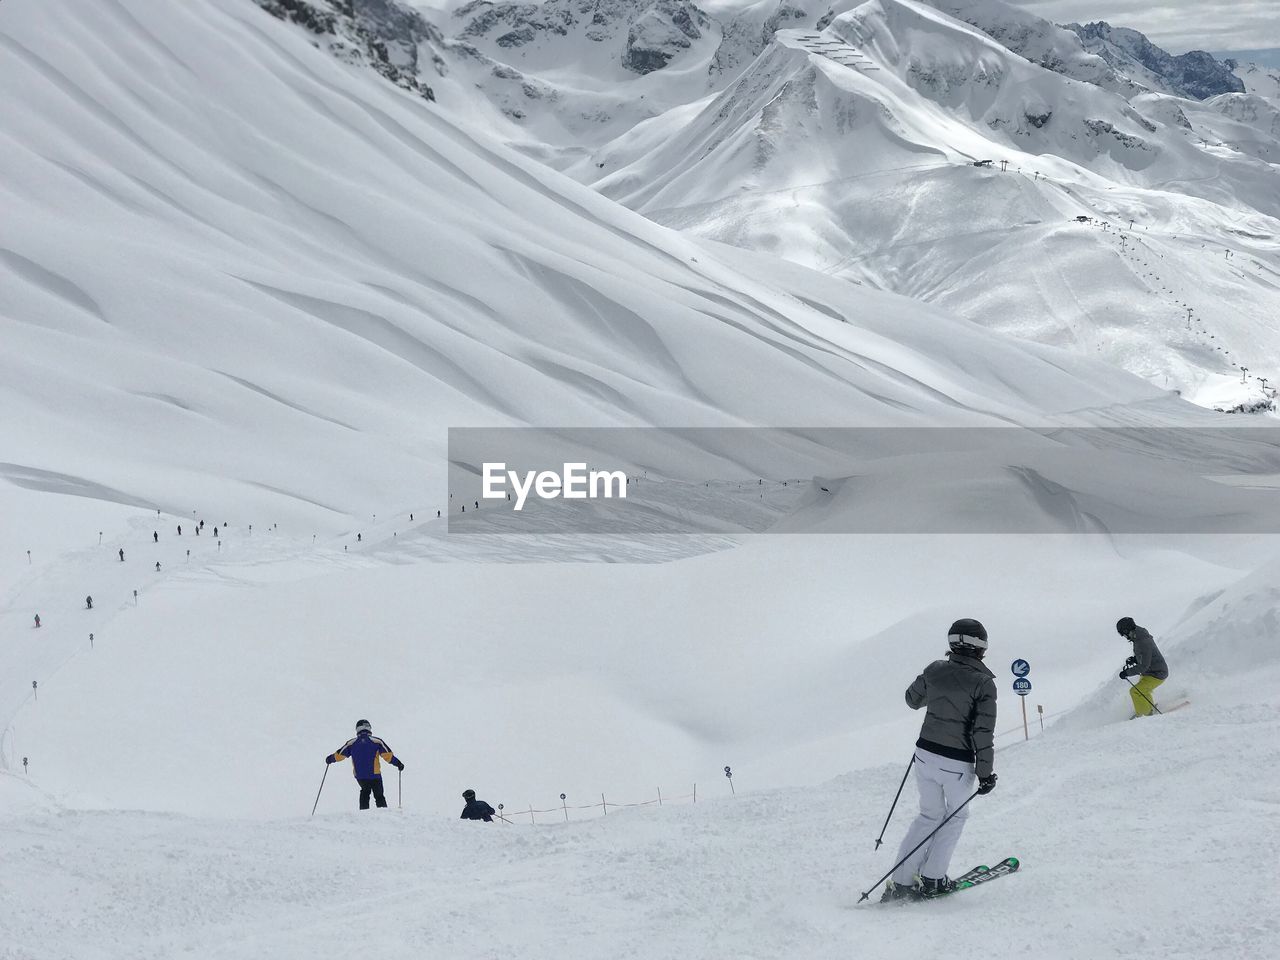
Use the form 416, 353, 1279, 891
1011, 659, 1031, 677
1013, 677, 1032, 696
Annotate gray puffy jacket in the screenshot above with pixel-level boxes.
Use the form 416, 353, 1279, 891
1120, 626, 1169, 680
906, 653, 998, 778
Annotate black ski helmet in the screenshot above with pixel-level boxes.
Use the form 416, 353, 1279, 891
463, 789, 476, 800
355, 719, 372, 734
947, 618, 988, 656
1116, 617, 1136, 637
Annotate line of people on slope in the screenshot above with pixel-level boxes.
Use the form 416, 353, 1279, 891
323, 719, 495, 820
881, 615, 1169, 902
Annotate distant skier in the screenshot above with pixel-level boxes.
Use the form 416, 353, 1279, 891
882, 619, 998, 902
213, 526, 218, 538
177, 525, 182, 536
155, 561, 161, 572
1116, 617, 1169, 717
460, 789, 496, 822
86, 595, 93, 610
153, 531, 158, 543
118, 548, 125, 562
325, 719, 404, 810
33, 614, 40, 628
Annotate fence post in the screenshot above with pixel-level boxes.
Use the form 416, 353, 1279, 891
657, 786, 663, 807
561, 793, 569, 822
693, 783, 697, 803
601, 793, 607, 816
1037, 704, 1044, 732
529, 804, 535, 825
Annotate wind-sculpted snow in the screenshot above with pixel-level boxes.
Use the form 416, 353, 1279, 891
4, 0, 1148, 524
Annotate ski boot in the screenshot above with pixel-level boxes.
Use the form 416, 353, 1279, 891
880, 880, 919, 903
918, 876, 958, 899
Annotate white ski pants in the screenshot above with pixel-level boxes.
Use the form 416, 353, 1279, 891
891, 748, 976, 885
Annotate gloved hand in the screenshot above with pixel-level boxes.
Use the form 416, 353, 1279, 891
393, 759, 405, 771
1118, 668, 1129, 679
976, 773, 997, 795
325, 756, 335, 765
1125, 656, 1137, 668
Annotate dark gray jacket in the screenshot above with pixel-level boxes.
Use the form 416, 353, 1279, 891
1120, 626, 1169, 680
906, 653, 998, 778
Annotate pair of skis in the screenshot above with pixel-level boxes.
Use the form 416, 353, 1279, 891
945, 856, 1020, 895
878, 857, 1020, 904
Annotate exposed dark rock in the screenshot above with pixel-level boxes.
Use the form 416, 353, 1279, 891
1066, 21, 1244, 100
624, 0, 709, 75
254, 0, 440, 101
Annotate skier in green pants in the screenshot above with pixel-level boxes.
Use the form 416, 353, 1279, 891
1116, 617, 1169, 717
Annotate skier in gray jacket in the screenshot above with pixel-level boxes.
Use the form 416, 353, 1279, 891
1116, 617, 1168, 716
883, 618, 998, 902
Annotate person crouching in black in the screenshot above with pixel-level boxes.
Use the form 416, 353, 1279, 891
460, 789, 495, 822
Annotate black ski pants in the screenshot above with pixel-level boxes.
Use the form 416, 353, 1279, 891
357, 778, 388, 810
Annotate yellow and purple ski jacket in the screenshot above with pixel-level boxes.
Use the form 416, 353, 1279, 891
327, 732, 400, 780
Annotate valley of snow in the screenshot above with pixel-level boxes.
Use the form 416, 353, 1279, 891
3, 1, 1280, 958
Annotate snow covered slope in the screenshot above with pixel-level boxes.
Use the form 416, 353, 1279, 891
3, 515, 1279, 958
1233, 59, 1280, 101
5, 697, 1279, 960
4, 0, 1180, 532
4, 5, 1280, 957
583, 0, 1280, 407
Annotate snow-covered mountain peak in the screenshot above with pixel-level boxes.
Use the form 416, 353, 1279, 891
1229, 58, 1280, 101
1065, 19, 1245, 100
452, 0, 714, 75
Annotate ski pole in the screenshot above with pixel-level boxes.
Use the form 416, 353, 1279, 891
875, 756, 915, 851
857, 790, 979, 902
310, 765, 329, 817
398, 769, 402, 810
1123, 677, 1163, 715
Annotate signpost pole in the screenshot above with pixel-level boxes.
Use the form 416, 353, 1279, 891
1021, 696, 1029, 741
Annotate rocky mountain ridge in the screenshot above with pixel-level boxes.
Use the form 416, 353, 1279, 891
1066, 19, 1244, 100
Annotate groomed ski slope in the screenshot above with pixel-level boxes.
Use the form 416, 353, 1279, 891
3, 490, 1279, 960
2, 558, 1277, 960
